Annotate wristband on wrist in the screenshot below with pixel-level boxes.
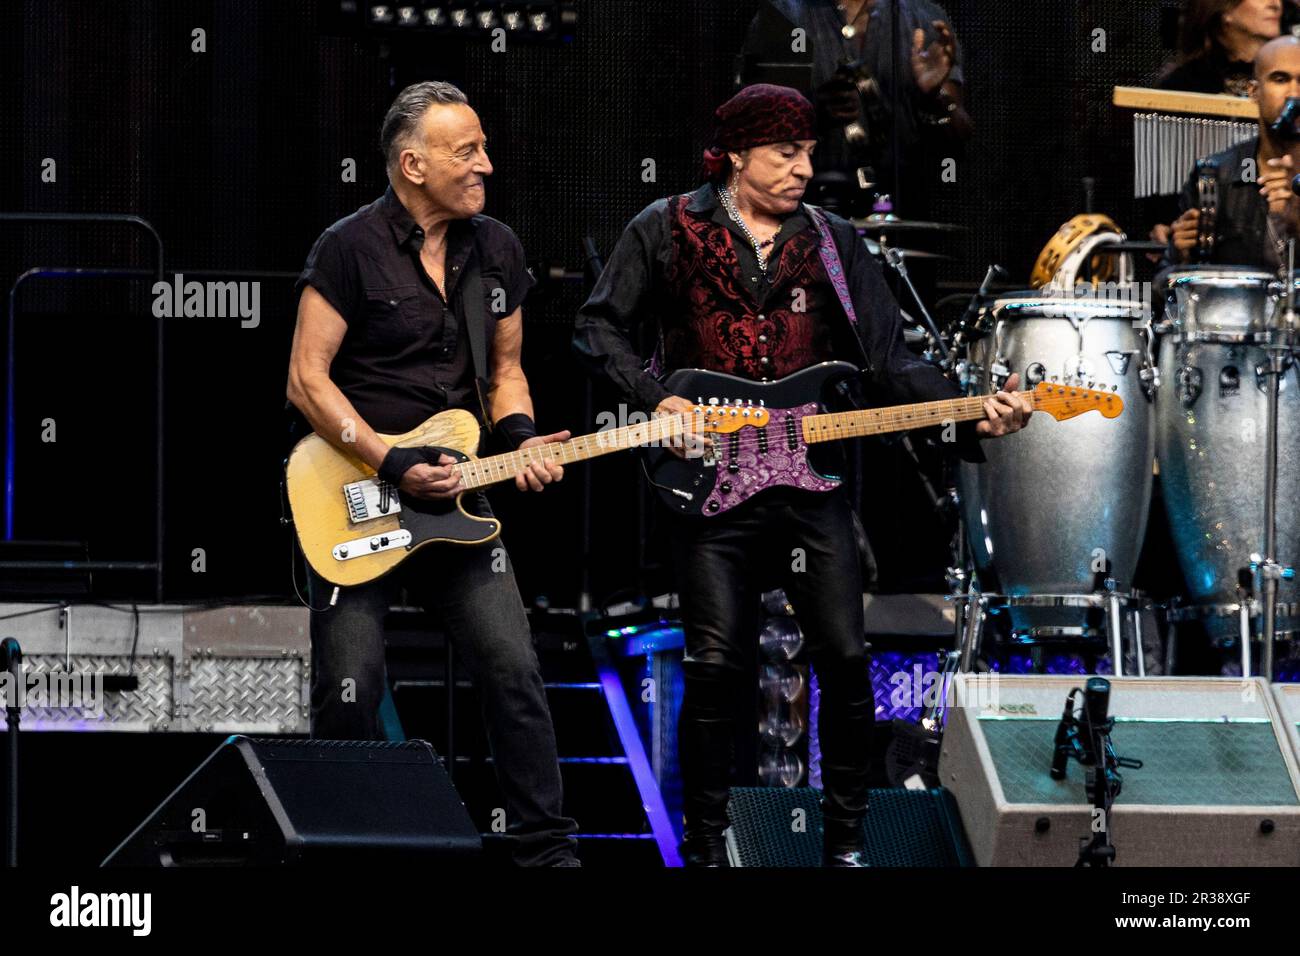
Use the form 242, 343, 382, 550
495, 413, 538, 451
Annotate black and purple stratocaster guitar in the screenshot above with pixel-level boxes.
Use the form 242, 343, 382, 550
643, 361, 1123, 516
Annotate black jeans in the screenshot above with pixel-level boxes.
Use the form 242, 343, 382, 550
668, 488, 873, 852
306, 493, 578, 866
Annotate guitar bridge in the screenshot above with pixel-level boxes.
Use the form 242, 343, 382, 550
343, 478, 403, 524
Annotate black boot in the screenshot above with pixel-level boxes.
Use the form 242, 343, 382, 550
815, 662, 875, 868
821, 816, 869, 867
678, 663, 740, 868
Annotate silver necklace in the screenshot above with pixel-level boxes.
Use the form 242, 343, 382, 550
717, 183, 776, 273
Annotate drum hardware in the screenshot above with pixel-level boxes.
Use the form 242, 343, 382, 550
953, 590, 1151, 678
1220, 364, 1240, 398
1254, 352, 1294, 392
988, 359, 1010, 391
944, 264, 1007, 370
879, 242, 951, 369
1258, 242, 1299, 677
1104, 350, 1138, 377
1165, 597, 1300, 677
862, 237, 954, 261
1174, 365, 1203, 407
852, 216, 968, 236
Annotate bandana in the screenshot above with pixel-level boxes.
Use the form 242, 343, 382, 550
701, 84, 817, 180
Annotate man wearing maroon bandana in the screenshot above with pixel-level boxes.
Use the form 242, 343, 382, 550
574, 84, 1030, 867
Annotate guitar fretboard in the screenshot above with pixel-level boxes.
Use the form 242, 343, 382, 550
802, 392, 1038, 443
451, 414, 689, 490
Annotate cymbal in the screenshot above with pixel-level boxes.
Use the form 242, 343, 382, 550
862, 237, 953, 261
853, 216, 969, 235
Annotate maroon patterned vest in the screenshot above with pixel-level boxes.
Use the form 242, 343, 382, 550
662, 194, 837, 381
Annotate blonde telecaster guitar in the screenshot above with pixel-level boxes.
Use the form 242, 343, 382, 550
285, 404, 769, 587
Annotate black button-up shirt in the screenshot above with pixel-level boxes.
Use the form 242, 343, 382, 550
574, 183, 982, 460
295, 186, 533, 433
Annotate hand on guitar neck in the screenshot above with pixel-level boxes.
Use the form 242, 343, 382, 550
973, 371, 1033, 438
654, 395, 715, 459
386, 430, 572, 499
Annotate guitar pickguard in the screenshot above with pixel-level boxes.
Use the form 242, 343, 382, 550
699, 400, 840, 515
643, 363, 857, 517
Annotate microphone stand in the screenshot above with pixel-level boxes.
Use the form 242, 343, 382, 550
881, 243, 951, 369
1048, 678, 1142, 867
579, 237, 605, 615
1258, 238, 1298, 678
1, 637, 20, 867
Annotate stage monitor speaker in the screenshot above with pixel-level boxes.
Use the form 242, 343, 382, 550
1273, 682, 1300, 765
725, 786, 974, 867
939, 675, 1300, 866
103, 736, 482, 865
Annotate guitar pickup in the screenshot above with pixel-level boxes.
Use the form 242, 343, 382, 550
332, 530, 413, 561
343, 478, 404, 524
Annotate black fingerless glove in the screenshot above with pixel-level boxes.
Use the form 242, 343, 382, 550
378, 446, 428, 488
494, 413, 538, 452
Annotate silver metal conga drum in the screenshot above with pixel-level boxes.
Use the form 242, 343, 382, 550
1155, 266, 1300, 647
957, 292, 1156, 642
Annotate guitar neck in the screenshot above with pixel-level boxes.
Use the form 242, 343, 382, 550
802, 391, 1036, 443
451, 414, 687, 491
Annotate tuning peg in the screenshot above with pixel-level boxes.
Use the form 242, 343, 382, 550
696, 396, 703, 404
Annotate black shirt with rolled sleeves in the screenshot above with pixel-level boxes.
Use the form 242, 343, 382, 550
294, 186, 535, 435
573, 183, 983, 460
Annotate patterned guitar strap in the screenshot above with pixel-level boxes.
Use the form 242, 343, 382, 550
807, 203, 859, 330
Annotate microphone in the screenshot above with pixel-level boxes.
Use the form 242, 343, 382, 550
1080, 677, 1112, 766
1272, 96, 1300, 141
1049, 689, 1075, 780
1290, 172, 1300, 198
951, 263, 1007, 354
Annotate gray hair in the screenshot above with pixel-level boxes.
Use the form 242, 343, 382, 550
380, 81, 469, 171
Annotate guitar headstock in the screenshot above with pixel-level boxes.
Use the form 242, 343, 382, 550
1031, 380, 1125, 421
693, 400, 771, 433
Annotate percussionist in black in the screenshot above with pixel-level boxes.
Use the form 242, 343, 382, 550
573, 84, 1030, 866
1167, 35, 1300, 269
287, 82, 579, 867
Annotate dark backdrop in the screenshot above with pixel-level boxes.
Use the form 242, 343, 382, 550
0, 0, 1183, 606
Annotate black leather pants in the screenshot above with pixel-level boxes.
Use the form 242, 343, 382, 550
667, 488, 874, 855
